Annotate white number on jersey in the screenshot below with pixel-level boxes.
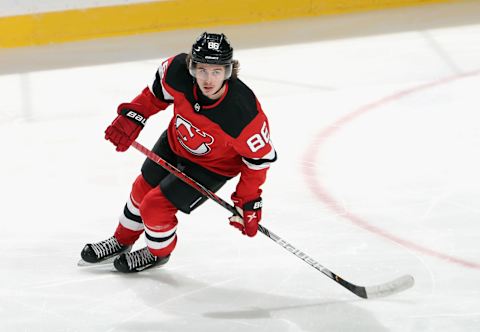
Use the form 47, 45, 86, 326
161, 59, 168, 75
247, 122, 270, 153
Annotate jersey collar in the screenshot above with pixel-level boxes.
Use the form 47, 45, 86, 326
193, 81, 229, 110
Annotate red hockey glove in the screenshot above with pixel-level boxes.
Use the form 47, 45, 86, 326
229, 194, 262, 237
105, 108, 147, 152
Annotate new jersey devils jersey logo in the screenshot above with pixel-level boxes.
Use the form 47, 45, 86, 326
175, 115, 214, 155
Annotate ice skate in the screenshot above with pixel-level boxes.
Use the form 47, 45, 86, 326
113, 247, 170, 273
78, 236, 132, 266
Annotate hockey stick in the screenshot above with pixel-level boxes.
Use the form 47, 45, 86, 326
131, 140, 414, 299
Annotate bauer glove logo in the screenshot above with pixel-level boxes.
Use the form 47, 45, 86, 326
120, 109, 147, 127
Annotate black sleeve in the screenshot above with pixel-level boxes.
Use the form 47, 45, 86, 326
151, 71, 170, 102
150, 54, 190, 103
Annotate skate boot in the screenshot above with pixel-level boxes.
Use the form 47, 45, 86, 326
113, 247, 170, 273
80, 236, 132, 265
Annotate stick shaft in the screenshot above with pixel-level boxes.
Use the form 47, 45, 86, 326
131, 140, 411, 298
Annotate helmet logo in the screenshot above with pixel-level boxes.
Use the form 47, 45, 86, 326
191, 32, 233, 69
208, 42, 220, 50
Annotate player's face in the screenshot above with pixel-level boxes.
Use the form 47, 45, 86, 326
194, 63, 226, 99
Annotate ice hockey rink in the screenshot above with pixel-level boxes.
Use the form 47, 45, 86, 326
1, 1, 479, 331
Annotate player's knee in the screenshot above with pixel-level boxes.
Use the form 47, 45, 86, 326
130, 174, 154, 206
139, 188, 178, 229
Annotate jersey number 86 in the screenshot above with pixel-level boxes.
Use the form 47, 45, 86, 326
247, 122, 270, 153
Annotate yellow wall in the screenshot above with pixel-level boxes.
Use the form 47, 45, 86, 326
0, 0, 459, 48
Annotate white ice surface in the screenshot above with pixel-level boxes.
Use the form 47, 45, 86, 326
1, 2, 480, 331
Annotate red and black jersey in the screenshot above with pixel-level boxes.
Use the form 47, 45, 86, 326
121, 53, 276, 202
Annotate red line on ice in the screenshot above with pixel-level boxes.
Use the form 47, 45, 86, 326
303, 70, 480, 269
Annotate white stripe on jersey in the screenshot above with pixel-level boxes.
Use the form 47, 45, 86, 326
153, 59, 174, 101
242, 146, 277, 170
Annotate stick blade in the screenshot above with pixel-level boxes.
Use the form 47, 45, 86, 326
364, 274, 415, 299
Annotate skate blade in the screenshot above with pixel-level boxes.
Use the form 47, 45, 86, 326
77, 256, 117, 267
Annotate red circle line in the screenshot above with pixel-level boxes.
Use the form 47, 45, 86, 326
302, 70, 480, 270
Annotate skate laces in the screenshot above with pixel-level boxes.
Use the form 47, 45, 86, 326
91, 236, 122, 259
126, 248, 156, 269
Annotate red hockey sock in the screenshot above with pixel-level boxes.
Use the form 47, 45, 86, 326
140, 188, 179, 257
114, 223, 143, 246
114, 174, 154, 245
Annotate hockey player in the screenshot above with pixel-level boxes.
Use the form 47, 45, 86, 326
80, 32, 277, 272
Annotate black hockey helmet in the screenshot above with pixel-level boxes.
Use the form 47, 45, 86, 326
189, 32, 233, 79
